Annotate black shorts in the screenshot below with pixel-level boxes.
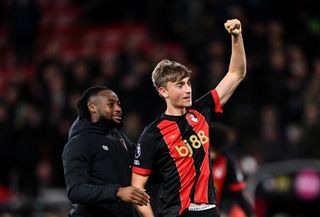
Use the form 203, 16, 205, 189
180, 206, 220, 217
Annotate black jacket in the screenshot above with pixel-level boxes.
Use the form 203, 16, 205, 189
62, 117, 135, 217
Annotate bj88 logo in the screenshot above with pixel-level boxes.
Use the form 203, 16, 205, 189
174, 130, 209, 157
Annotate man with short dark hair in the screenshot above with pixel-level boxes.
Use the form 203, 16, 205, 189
62, 86, 149, 217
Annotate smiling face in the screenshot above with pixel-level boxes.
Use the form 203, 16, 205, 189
88, 90, 122, 127
159, 77, 192, 114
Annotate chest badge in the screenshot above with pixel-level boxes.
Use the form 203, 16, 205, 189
214, 168, 224, 178
189, 113, 198, 123
102, 145, 109, 151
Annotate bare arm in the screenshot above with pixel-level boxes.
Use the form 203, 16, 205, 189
216, 19, 246, 107
116, 186, 150, 206
132, 173, 154, 217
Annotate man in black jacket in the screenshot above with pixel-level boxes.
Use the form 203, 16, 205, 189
62, 86, 149, 217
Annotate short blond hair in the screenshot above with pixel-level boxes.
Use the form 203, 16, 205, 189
151, 59, 192, 89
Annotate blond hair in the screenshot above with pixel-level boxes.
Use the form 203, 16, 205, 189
151, 59, 192, 89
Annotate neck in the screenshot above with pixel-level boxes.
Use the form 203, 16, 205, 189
165, 105, 188, 116
90, 114, 99, 123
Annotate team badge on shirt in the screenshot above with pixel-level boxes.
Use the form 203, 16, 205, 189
135, 143, 141, 158
214, 168, 224, 178
189, 113, 199, 123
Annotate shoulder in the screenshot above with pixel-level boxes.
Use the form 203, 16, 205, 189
67, 133, 90, 145
139, 119, 163, 143
64, 134, 90, 153
142, 118, 162, 136
223, 151, 236, 162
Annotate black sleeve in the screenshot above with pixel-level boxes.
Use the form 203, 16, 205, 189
132, 128, 159, 175
225, 154, 253, 216
62, 136, 120, 204
225, 154, 245, 187
193, 89, 223, 119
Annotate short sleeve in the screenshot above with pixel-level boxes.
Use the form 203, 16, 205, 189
194, 89, 223, 114
132, 128, 159, 176
211, 89, 223, 113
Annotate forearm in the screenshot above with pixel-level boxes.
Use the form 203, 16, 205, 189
228, 33, 246, 79
216, 20, 247, 106
132, 172, 153, 217
135, 204, 155, 217
67, 183, 120, 204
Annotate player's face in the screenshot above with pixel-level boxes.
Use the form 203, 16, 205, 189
163, 77, 192, 109
95, 90, 122, 127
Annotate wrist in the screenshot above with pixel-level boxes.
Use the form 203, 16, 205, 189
115, 186, 122, 200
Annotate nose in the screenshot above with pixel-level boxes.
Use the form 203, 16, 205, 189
184, 84, 191, 93
114, 103, 122, 113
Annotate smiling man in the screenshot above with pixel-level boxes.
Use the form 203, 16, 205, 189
131, 19, 246, 217
62, 86, 149, 217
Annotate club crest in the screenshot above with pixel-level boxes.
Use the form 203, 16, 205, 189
189, 113, 198, 123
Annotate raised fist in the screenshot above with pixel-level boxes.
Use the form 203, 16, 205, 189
224, 19, 242, 36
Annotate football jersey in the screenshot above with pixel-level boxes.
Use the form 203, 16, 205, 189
212, 153, 246, 204
133, 89, 222, 216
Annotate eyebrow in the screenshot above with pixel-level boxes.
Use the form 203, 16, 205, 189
106, 98, 120, 103
106, 99, 115, 102
176, 78, 190, 84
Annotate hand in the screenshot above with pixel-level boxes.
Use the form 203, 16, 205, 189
117, 186, 150, 206
224, 19, 242, 36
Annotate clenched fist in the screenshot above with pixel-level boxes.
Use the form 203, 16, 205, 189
224, 19, 242, 36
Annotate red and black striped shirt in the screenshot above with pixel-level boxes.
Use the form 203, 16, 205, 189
133, 89, 222, 217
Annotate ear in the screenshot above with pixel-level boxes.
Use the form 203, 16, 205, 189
158, 87, 168, 98
88, 103, 97, 113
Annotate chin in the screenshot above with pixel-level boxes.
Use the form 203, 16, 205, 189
185, 102, 192, 107
102, 118, 123, 128
113, 121, 123, 128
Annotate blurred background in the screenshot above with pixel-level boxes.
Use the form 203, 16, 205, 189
0, 0, 320, 216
